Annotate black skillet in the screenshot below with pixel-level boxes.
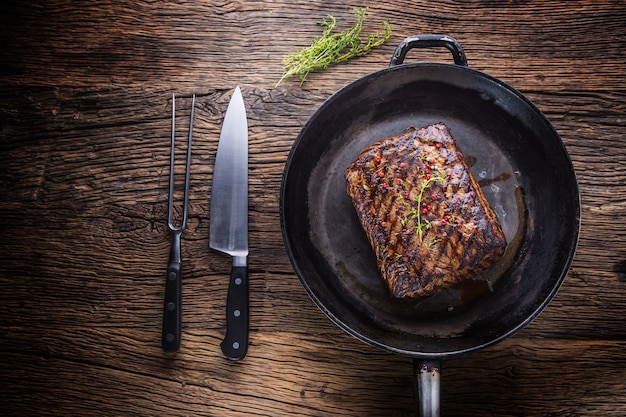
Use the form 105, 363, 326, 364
280, 35, 580, 416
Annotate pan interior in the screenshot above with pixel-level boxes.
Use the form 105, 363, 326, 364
282, 64, 579, 356
309, 101, 522, 325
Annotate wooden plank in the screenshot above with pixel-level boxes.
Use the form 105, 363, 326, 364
1, 334, 625, 416
0, 1, 624, 90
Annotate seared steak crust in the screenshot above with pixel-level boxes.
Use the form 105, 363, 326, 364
344, 123, 507, 298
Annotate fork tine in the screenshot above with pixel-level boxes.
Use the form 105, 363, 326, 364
180, 94, 195, 230
167, 94, 176, 230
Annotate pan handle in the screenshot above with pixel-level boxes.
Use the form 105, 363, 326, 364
413, 358, 442, 417
390, 34, 468, 67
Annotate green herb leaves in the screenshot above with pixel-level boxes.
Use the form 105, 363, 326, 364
276, 7, 392, 87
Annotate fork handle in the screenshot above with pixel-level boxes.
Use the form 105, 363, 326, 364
162, 233, 182, 352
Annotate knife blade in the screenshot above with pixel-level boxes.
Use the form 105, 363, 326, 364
210, 86, 249, 361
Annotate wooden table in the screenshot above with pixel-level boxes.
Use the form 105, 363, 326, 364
1, 1, 625, 415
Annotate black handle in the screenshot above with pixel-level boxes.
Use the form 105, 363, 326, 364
390, 34, 467, 68
162, 233, 182, 353
220, 265, 249, 361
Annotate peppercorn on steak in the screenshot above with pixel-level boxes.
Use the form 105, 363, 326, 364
344, 123, 507, 298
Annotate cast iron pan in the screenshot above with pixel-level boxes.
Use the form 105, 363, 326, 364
280, 35, 579, 415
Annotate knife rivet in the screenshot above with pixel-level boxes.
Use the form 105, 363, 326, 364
167, 302, 176, 311
232, 342, 240, 350
168, 271, 177, 281
235, 277, 242, 285
166, 333, 174, 343
234, 309, 240, 317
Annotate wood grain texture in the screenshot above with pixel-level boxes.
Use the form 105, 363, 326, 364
1, 0, 626, 415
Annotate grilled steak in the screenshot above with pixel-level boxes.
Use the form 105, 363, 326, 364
344, 122, 507, 298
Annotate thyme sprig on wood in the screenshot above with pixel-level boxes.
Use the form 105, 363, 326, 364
276, 7, 392, 87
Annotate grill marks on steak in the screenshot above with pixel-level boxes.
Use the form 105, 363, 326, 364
344, 123, 507, 298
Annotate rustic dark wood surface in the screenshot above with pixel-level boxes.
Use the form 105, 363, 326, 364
1, 1, 625, 416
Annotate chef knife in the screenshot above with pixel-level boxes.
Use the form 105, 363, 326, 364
210, 86, 249, 361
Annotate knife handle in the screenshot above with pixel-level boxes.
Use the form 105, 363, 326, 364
220, 265, 249, 361
162, 234, 182, 353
